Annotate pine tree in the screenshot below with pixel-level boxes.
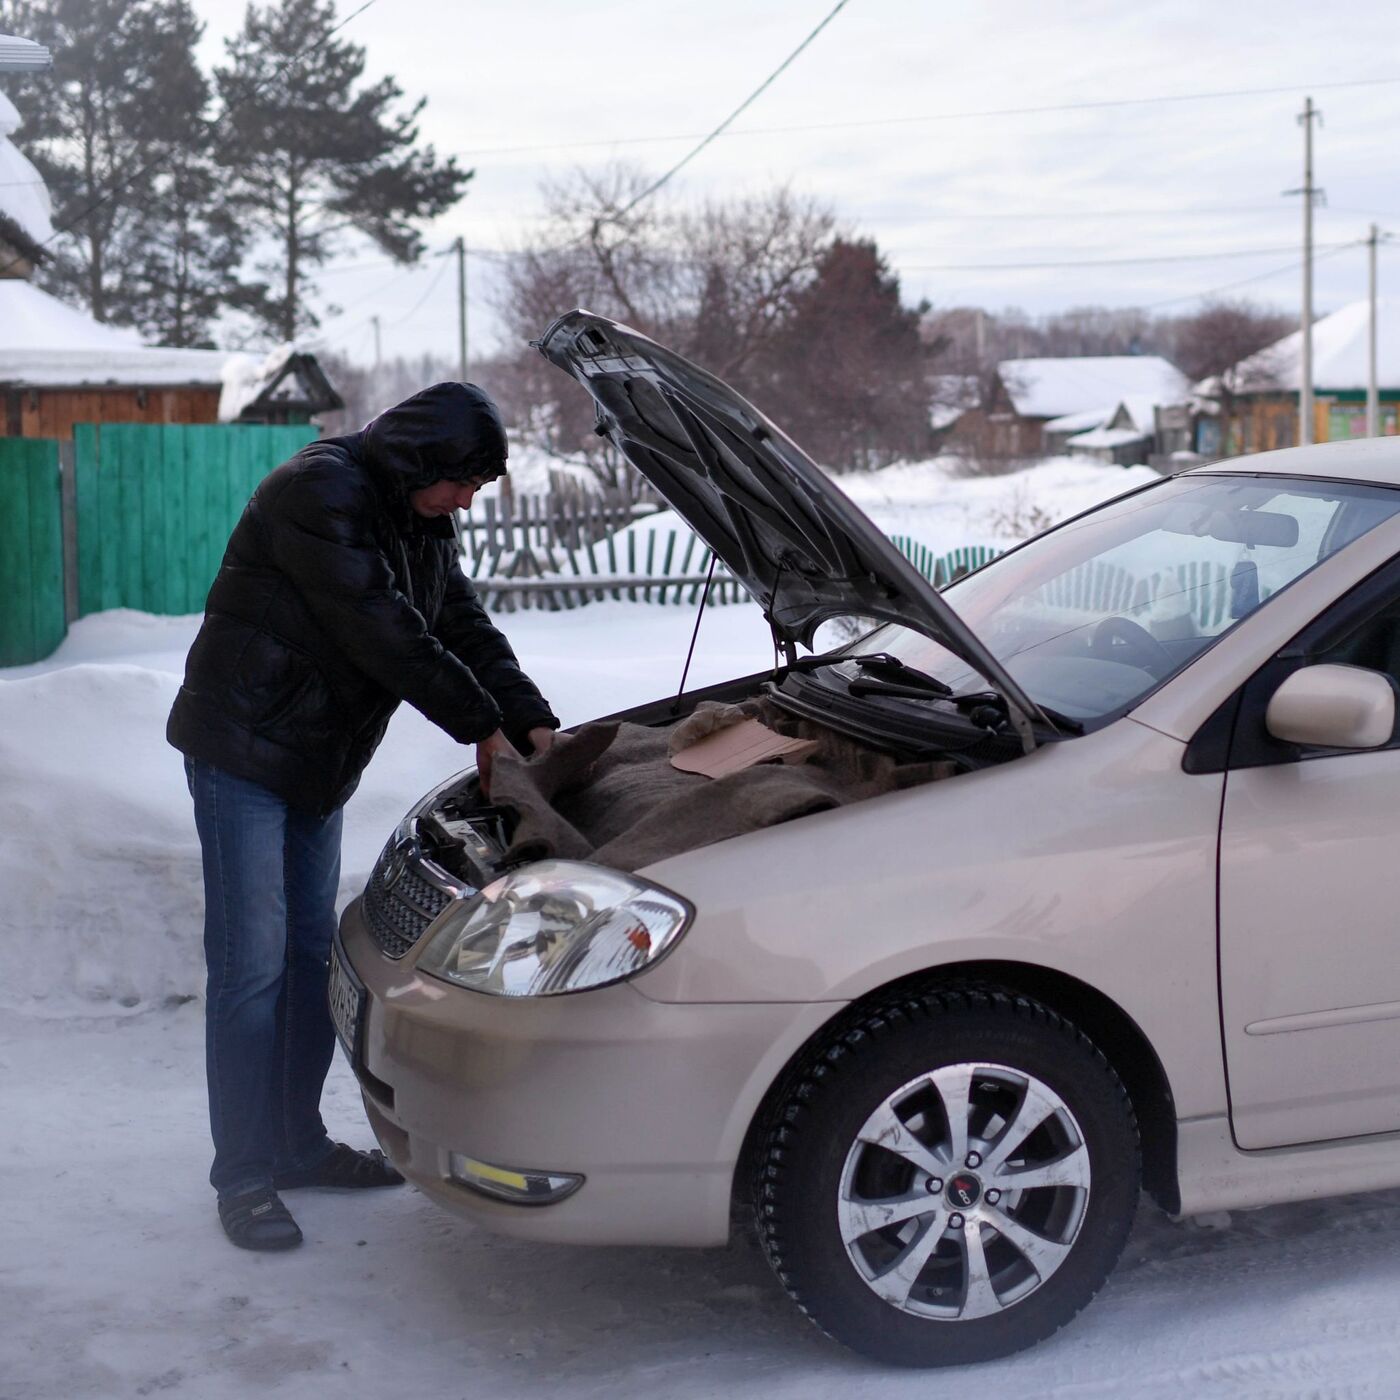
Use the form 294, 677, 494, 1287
0, 0, 219, 331
215, 0, 471, 342
761, 239, 932, 471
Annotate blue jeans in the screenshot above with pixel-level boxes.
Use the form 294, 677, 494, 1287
185, 758, 342, 1198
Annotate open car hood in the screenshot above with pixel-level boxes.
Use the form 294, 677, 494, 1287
537, 310, 1049, 744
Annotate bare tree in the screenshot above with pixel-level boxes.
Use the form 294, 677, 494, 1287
1164, 298, 1293, 397
494, 167, 882, 481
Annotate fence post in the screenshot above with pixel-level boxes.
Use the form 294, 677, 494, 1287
58, 438, 79, 625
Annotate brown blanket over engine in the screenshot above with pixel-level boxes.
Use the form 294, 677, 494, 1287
489, 700, 955, 872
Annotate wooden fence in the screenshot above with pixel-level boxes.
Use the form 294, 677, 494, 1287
465, 512, 1009, 613
0, 438, 64, 667
0, 423, 315, 665
73, 423, 314, 618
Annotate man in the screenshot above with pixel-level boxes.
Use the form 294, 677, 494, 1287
168, 382, 558, 1251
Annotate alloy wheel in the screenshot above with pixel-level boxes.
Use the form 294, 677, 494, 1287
836, 1061, 1091, 1321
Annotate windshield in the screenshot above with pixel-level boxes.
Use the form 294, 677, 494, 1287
853, 473, 1400, 723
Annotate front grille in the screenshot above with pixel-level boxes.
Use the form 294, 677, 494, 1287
363, 852, 453, 959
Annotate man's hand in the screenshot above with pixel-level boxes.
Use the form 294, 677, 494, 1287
526, 726, 557, 756
475, 729, 517, 800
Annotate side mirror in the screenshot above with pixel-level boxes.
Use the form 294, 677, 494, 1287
1265, 664, 1397, 749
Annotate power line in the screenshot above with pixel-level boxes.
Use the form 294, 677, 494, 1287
612, 0, 852, 220
0, 0, 379, 278
453, 74, 1400, 161
898, 242, 1354, 272
1139, 240, 1363, 310
389, 250, 455, 326
849, 203, 1400, 224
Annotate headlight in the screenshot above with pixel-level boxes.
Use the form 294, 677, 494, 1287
416, 860, 692, 998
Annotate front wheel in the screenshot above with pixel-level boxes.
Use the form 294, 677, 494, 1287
756, 987, 1140, 1366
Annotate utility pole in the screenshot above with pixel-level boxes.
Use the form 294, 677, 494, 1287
1295, 98, 1322, 446
370, 314, 382, 371
455, 235, 468, 381
1368, 223, 1380, 438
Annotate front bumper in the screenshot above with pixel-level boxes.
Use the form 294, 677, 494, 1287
337, 894, 838, 1246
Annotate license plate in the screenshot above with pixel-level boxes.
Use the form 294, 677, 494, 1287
328, 931, 366, 1061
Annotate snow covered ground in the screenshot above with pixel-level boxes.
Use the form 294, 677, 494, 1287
610, 456, 1160, 568
9, 461, 1400, 1396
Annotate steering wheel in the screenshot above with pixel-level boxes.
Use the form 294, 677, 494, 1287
1089, 616, 1172, 674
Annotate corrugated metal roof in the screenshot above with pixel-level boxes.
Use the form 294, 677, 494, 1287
0, 35, 52, 71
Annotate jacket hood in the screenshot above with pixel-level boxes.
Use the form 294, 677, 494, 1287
360, 382, 509, 495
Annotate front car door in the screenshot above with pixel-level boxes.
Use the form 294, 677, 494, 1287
1220, 551, 1400, 1149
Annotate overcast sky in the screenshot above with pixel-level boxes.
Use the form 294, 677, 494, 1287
187, 0, 1400, 367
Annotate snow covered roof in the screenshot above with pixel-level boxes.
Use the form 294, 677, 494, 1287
998, 355, 1190, 420
1117, 394, 1162, 433
1234, 297, 1400, 393
1043, 405, 1112, 435
1066, 425, 1150, 450
218, 345, 342, 422
0, 280, 229, 387
0, 88, 53, 250
0, 35, 52, 72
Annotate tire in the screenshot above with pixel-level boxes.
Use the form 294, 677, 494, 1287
756, 986, 1140, 1367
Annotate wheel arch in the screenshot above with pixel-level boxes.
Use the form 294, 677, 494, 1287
735, 960, 1179, 1218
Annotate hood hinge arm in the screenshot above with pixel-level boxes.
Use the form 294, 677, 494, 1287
671, 552, 720, 715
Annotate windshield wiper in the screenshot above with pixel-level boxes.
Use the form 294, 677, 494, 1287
783, 650, 953, 696
847, 679, 1084, 737
851, 654, 953, 696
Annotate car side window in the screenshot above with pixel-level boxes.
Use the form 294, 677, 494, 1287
1216, 558, 1400, 771
1316, 597, 1400, 688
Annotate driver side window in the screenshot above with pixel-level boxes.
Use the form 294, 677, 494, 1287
1317, 596, 1400, 690
1223, 562, 1400, 771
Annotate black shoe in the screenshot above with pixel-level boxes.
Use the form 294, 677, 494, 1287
273, 1142, 404, 1191
217, 1188, 303, 1251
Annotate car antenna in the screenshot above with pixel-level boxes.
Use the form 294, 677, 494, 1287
670, 552, 719, 716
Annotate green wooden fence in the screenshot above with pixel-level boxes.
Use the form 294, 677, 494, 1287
888, 536, 1002, 589
74, 423, 314, 617
0, 438, 65, 667
0, 423, 314, 666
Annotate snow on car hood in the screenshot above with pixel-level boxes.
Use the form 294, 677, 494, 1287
537, 309, 1048, 742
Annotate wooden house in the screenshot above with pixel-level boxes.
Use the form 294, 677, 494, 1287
0, 83, 338, 440
1208, 298, 1400, 456
951, 355, 1190, 462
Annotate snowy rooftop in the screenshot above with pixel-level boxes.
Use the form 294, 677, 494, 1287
999, 355, 1190, 420
0, 280, 229, 387
1234, 297, 1400, 392
1043, 405, 1112, 435
0, 88, 53, 248
1066, 425, 1151, 450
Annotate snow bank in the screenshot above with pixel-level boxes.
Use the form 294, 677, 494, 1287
0, 663, 204, 1011
836, 455, 1158, 553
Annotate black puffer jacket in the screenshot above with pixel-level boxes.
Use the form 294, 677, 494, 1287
167, 383, 558, 815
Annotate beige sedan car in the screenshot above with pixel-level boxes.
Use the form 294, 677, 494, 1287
332, 311, 1400, 1366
